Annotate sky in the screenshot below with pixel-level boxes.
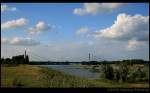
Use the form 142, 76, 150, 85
1, 3, 149, 61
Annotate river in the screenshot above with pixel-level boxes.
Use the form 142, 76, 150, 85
40, 65, 102, 79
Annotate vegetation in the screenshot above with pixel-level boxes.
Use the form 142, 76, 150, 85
102, 64, 114, 80
1, 55, 29, 65
1, 65, 96, 88
1, 65, 149, 88
1, 55, 149, 88
100, 63, 149, 83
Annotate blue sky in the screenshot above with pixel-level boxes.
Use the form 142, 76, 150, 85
1, 3, 149, 61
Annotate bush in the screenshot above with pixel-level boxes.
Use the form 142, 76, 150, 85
119, 64, 129, 82
127, 67, 147, 83
101, 64, 114, 80
100, 63, 149, 83
113, 69, 120, 82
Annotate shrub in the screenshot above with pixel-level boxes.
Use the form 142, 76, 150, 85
127, 67, 147, 83
101, 64, 114, 80
100, 63, 149, 83
113, 69, 120, 82
119, 63, 129, 82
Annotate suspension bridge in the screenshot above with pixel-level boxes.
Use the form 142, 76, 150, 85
5, 49, 107, 65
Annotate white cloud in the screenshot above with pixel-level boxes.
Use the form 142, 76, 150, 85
1, 38, 9, 44
126, 39, 146, 51
1, 18, 28, 30
26, 21, 53, 34
92, 13, 149, 42
74, 8, 86, 16
1, 4, 17, 12
1, 37, 40, 46
76, 27, 89, 35
74, 3, 126, 15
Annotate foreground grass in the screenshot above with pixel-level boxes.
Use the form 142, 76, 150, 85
1, 65, 149, 88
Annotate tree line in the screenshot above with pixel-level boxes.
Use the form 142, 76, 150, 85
1, 55, 29, 65
81, 59, 149, 65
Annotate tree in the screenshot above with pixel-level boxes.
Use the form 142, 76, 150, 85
4, 58, 11, 64
101, 64, 114, 80
127, 67, 146, 82
116, 70, 120, 81
119, 63, 129, 82
12, 55, 25, 64
113, 69, 120, 82
1, 57, 5, 64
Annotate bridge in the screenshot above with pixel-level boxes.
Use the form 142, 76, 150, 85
24, 50, 107, 65
29, 61, 107, 65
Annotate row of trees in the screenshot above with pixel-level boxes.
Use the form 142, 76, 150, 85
1, 55, 29, 65
81, 59, 149, 65
101, 63, 149, 83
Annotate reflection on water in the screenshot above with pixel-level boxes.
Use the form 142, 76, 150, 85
40, 65, 101, 79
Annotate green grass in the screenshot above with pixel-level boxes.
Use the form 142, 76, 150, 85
1, 65, 149, 88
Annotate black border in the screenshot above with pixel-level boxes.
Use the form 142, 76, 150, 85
0, 88, 149, 93
1, 1, 149, 93
0, 0, 149, 3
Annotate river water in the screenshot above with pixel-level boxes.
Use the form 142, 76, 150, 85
40, 65, 101, 79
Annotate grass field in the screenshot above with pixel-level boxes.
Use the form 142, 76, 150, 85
1, 65, 149, 88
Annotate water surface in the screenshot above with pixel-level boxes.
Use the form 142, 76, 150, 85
40, 65, 101, 79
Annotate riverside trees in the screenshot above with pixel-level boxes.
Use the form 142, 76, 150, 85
1, 55, 29, 65
101, 63, 149, 83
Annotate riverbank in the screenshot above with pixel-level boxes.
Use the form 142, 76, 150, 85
1, 65, 149, 88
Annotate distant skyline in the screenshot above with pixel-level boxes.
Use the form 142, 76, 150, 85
1, 3, 149, 61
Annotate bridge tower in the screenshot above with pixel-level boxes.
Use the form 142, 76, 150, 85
24, 50, 26, 63
89, 53, 91, 61
24, 50, 29, 64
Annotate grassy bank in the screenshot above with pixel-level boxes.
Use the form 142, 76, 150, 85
1, 65, 149, 88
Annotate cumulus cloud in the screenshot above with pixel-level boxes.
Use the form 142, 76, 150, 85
1, 37, 40, 46
26, 21, 53, 34
1, 18, 28, 30
91, 13, 149, 50
92, 13, 149, 42
76, 27, 89, 35
1, 4, 17, 12
74, 3, 126, 15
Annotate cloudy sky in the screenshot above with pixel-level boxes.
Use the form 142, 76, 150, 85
1, 3, 149, 61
